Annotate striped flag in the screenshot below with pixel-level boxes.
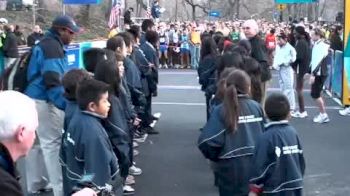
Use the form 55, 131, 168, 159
108, 0, 121, 29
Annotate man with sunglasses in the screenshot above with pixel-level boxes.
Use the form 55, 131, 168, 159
24, 15, 81, 196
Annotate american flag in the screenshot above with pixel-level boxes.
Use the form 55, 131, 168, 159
108, 0, 121, 29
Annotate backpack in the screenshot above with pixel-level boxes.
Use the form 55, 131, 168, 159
0, 48, 34, 92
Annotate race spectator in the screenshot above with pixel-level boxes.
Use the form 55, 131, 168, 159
272, 32, 297, 113
14, 25, 26, 46
309, 28, 330, 124
124, 7, 134, 27
190, 26, 201, 69
24, 15, 82, 196
292, 26, 311, 118
27, 25, 44, 47
243, 19, 271, 104
2, 25, 19, 69
330, 25, 343, 51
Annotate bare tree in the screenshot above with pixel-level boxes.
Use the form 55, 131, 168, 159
183, 0, 209, 20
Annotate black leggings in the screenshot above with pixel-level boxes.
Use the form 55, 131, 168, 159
295, 73, 305, 112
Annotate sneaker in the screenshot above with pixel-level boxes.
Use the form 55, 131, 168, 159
313, 113, 330, 123
133, 141, 139, 148
123, 185, 135, 195
153, 112, 161, 120
290, 111, 300, 118
125, 175, 135, 185
339, 107, 350, 116
299, 111, 308, 118
133, 149, 139, 156
129, 165, 142, 176
133, 132, 148, 143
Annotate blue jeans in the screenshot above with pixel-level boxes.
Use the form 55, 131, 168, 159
191, 44, 200, 69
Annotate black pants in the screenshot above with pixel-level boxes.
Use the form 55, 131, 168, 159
141, 95, 152, 127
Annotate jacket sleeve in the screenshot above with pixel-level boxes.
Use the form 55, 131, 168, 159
249, 135, 276, 193
198, 107, 225, 161
84, 134, 115, 186
41, 58, 66, 110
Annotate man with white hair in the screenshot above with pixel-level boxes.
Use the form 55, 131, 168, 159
243, 19, 271, 103
0, 91, 38, 195
0, 90, 98, 196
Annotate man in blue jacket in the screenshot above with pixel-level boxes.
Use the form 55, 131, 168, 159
24, 15, 81, 196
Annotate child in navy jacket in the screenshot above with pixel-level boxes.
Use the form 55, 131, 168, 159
249, 93, 305, 196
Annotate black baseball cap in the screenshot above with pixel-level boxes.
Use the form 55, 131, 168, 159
52, 15, 82, 33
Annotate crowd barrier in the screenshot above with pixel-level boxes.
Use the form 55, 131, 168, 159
0, 39, 349, 105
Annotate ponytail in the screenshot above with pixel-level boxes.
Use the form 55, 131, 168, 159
223, 85, 239, 133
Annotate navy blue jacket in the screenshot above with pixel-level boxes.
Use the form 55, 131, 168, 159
60, 110, 119, 195
198, 97, 265, 194
103, 94, 131, 178
151, 4, 161, 19
3, 32, 19, 58
132, 45, 152, 96
198, 55, 217, 95
249, 121, 305, 195
140, 42, 158, 94
25, 29, 68, 110
124, 55, 142, 90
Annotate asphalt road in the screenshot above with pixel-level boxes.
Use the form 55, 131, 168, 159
133, 69, 350, 196
25, 69, 349, 196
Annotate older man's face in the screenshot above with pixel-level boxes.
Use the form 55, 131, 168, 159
243, 25, 257, 38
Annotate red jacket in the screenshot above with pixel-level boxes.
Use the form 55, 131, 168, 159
265, 34, 276, 50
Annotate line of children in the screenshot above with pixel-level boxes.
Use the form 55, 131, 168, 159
59, 23, 161, 195
198, 67, 305, 195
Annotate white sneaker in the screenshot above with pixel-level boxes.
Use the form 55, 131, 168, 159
299, 111, 308, 118
125, 175, 135, 185
290, 111, 300, 118
129, 165, 142, 176
291, 111, 308, 118
133, 141, 139, 148
313, 113, 330, 123
133, 149, 139, 156
123, 185, 135, 195
339, 107, 350, 116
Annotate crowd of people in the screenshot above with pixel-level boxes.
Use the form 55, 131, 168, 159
0, 7, 349, 196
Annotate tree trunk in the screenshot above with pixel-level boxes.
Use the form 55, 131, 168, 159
79, 5, 90, 26
175, 0, 178, 21
236, 0, 240, 19
192, 5, 196, 21
307, 3, 313, 21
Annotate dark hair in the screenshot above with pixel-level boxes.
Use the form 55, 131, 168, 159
242, 57, 263, 103
200, 37, 218, 60
128, 25, 141, 41
237, 39, 252, 55
145, 30, 159, 47
62, 69, 91, 101
118, 32, 134, 47
115, 52, 124, 62
217, 52, 244, 78
218, 37, 232, 54
94, 59, 121, 97
215, 67, 236, 102
294, 26, 311, 45
76, 79, 109, 110
270, 28, 276, 34
223, 69, 251, 132
265, 93, 290, 121
106, 36, 125, 52
213, 32, 224, 46
83, 48, 107, 73
141, 19, 154, 32
104, 49, 117, 62
277, 32, 288, 40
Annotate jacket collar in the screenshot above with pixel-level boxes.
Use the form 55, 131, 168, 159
265, 120, 289, 128
46, 29, 65, 48
0, 143, 19, 180
82, 110, 106, 119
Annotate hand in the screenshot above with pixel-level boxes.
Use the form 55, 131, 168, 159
72, 188, 97, 196
248, 191, 259, 196
133, 118, 141, 126
309, 75, 315, 85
